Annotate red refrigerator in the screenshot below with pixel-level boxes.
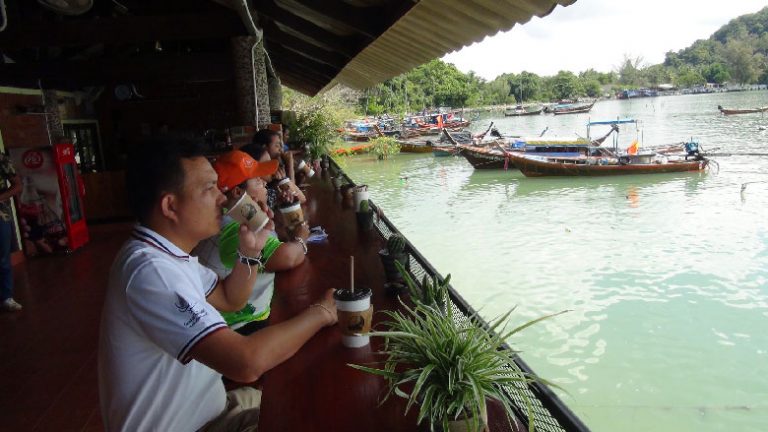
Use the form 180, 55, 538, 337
9, 141, 89, 256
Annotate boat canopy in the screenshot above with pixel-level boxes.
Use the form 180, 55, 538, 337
587, 119, 637, 126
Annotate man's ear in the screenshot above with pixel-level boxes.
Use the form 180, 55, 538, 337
160, 193, 180, 223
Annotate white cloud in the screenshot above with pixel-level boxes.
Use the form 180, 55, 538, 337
442, 0, 768, 79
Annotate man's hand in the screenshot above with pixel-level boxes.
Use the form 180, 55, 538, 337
275, 166, 286, 180
290, 221, 310, 241
237, 202, 274, 256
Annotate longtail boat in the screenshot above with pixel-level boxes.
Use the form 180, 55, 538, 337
504, 105, 543, 116
717, 105, 768, 115
448, 125, 617, 170
432, 146, 457, 157
552, 101, 596, 115
503, 152, 708, 177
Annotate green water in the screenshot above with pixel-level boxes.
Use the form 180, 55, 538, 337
341, 92, 768, 432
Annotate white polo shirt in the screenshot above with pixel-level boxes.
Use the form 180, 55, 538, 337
98, 225, 227, 432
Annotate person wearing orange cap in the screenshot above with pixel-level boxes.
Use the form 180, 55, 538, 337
99, 137, 335, 432
194, 150, 311, 335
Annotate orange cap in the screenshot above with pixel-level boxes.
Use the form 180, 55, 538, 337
213, 150, 279, 192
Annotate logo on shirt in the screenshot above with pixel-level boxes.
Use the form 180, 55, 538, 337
174, 294, 207, 328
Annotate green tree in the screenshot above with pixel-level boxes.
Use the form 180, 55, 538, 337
674, 67, 706, 87
703, 63, 731, 84
508, 71, 541, 102
722, 39, 758, 83
550, 71, 582, 100
617, 55, 645, 86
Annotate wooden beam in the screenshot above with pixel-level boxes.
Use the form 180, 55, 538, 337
287, 0, 386, 39
251, 0, 367, 55
0, 12, 247, 50
278, 71, 322, 95
267, 44, 339, 80
0, 53, 233, 86
262, 21, 351, 65
270, 59, 332, 86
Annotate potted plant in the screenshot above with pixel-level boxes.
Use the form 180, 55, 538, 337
379, 233, 409, 283
356, 199, 375, 231
288, 103, 342, 167
350, 302, 565, 432
395, 260, 449, 311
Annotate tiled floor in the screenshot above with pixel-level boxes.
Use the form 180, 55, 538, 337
0, 223, 132, 432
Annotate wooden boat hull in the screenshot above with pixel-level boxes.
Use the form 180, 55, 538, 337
719, 107, 768, 115
504, 109, 542, 117
456, 145, 509, 169
510, 154, 708, 177
432, 146, 457, 157
552, 101, 596, 115
400, 143, 436, 153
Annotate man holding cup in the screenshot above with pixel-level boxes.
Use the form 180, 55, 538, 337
98, 136, 336, 432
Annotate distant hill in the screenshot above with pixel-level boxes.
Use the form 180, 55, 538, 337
663, 6, 768, 84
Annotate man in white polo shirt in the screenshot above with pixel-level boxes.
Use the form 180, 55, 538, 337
98, 136, 337, 432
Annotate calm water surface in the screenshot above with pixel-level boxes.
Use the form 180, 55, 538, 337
341, 92, 768, 432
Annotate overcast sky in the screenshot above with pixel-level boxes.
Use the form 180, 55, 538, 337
442, 0, 768, 80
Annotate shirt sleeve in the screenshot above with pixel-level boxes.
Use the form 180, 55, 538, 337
126, 260, 227, 364
197, 259, 220, 297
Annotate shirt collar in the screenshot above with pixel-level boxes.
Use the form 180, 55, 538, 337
132, 225, 191, 261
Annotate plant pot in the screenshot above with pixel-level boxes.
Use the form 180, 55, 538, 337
356, 211, 375, 230
378, 249, 409, 282
332, 176, 343, 190
446, 405, 488, 432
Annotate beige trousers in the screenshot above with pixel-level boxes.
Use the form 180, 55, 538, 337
200, 387, 262, 432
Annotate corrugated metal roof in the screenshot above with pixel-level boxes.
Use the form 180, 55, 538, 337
320, 0, 576, 92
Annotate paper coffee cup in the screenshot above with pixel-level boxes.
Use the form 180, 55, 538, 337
353, 187, 369, 210
334, 287, 373, 348
298, 160, 307, 170
307, 168, 315, 178
227, 193, 269, 232
279, 202, 304, 228
277, 177, 292, 192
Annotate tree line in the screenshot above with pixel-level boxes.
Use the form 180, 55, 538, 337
359, 6, 768, 115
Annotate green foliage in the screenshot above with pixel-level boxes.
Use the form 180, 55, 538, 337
358, 199, 371, 213
386, 233, 406, 254
395, 260, 448, 311
369, 136, 401, 160
348, 298, 566, 432
549, 70, 583, 100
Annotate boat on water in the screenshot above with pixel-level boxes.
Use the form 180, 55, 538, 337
502, 149, 708, 177
432, 146, 457, 157
448, 124, 617, 170
717, 105, 768, 115
552, 101, 596, 115
499, 119, 711, 177
504, 105, 543, 117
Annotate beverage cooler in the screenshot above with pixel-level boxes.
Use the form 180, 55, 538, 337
9, 142, 89, 256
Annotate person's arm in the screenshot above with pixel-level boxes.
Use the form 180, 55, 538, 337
207, 220, 274, 312
282, 152, 295, 183
189, 288, 337, 382
0, 174, 22, 202
264, 223, 309, 272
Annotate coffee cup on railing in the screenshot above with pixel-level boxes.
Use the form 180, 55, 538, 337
333, 287, 373, 348
279, 201, 304, 229
226, 193, 269, 232
353, 185, 369, 210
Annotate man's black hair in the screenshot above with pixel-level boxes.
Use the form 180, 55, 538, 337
240, 142, 268, 161
126, 134, 208, 224
251, 129, 280, 147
